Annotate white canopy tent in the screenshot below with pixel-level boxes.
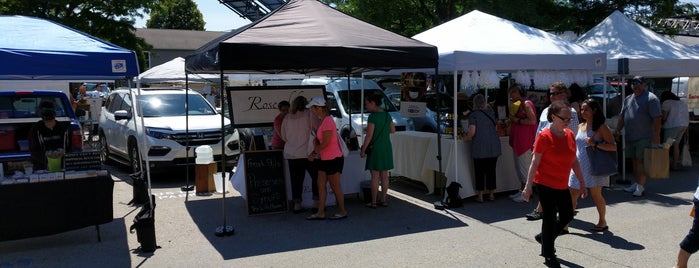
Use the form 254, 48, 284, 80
577, 10, 699, 77
138, 57, 220, 84
367, 10, 606, 85
367, 10, 606, 198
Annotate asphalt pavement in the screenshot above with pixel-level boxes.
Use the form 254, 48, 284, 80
1, 156, 698, 268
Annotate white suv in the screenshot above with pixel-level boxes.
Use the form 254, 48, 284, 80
98, 88, 240, 173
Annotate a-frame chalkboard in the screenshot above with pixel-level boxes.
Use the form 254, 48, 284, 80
243, 150, 287, 215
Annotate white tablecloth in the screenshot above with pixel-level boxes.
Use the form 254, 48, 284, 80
232, 151, 369, 207
390, 131, 519, 197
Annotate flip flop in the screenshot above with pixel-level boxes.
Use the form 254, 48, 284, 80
306, 214, 325, 221
365, 203, 377, 209
329, 214, 347, 220
590, 225, 609, 232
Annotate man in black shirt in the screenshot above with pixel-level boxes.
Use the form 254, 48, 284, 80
28, 100, 71, 170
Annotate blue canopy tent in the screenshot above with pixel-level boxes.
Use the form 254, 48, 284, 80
0, 15, 139, 80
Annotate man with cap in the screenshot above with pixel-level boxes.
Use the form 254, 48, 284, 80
614, 76, 661, 197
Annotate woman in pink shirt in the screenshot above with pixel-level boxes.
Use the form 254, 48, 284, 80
522, 100, 587, 267
305, 96, 347, 221
270, 101, 289, 150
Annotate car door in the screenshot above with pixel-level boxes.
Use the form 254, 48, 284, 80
111, 92, 133, 156
101, 93, 121, 155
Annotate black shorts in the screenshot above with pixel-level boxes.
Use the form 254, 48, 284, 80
318, 156, 344, 175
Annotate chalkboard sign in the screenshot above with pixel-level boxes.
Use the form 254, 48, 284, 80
244, 150, 287, 215
64, 151, 101, 171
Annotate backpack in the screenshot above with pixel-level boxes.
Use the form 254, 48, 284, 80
444, 182, 463, 208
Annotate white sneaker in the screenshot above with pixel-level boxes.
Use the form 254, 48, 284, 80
509, 192, 521, 199
512, 194, 525, 203
623, 183, 638, 193
632, 185, 645, 197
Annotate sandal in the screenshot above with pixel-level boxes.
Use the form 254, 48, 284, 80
365, 203, 377, 209
380, 201, 389, 207
306, 214, 325, 221
590, 225, 609, 232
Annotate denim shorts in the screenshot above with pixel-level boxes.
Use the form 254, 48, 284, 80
663, 126, 687, 145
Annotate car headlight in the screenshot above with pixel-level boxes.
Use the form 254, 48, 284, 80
224, 125, 236, 135
146, 127, 173, 139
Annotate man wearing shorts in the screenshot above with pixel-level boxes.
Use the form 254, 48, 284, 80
614, 76, 661, 197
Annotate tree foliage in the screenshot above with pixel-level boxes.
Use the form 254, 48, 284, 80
322, 0, 699, 37
0, 0, 156, 73
146, 0, 205, 30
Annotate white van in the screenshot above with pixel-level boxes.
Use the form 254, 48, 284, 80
299, 77, 414, 149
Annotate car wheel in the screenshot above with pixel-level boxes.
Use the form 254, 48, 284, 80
99, 133, 113, 165
129, 144, 142, 175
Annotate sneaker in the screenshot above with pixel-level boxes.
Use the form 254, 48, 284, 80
632, 185, 644, 197
623, 183, 638, 193
512, 194, 525, 203
526, 210, 543, 221
535, 233, 542, 244
509, 192, 521, 199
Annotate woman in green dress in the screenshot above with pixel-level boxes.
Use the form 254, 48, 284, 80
360, 92, 395, 208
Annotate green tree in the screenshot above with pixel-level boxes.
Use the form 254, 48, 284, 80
0, 0, 155, 73
323, 0, 698, 37
147, 0, 205, 30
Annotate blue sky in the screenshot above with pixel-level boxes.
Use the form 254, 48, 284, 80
134, 0, 250, 31
135, 0, 699, 32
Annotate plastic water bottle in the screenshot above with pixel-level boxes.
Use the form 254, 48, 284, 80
195, 145, 213, 164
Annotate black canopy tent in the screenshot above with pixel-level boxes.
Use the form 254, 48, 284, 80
184, 0, 438, 236
185, 0, 437, 75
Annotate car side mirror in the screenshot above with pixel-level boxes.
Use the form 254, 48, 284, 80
114, 110, 131, 120
329, 107, 341, 118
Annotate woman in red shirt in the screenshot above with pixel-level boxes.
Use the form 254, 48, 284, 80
522, 100, 587, 268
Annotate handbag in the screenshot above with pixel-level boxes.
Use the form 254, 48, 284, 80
586, 146, 618, 177
336, 132, 349, 157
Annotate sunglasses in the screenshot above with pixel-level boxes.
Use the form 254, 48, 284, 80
549, 91, 564, 96
632, 80, 643, 85
553, 113, 572, 122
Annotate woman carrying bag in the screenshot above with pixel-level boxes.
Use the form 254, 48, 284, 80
361, 92, 395, 208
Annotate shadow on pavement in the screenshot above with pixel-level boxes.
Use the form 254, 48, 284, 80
184, 191, 467, 260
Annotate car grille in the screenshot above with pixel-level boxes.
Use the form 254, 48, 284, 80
171, 131, 222, 146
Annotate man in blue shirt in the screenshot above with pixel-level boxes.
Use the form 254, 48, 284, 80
614, 76, 661, 197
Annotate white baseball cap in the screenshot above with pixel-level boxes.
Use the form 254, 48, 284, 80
305, 96, 326, 108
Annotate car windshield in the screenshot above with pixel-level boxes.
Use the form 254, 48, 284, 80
426, 92, 454, 112
137, 94, 216, 117
0, 95, 68, 119
337, 89, 398, 114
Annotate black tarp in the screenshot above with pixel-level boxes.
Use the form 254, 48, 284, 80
185, 0, 437, 75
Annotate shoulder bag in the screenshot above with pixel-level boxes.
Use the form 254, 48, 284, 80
585, 131, 618, 177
